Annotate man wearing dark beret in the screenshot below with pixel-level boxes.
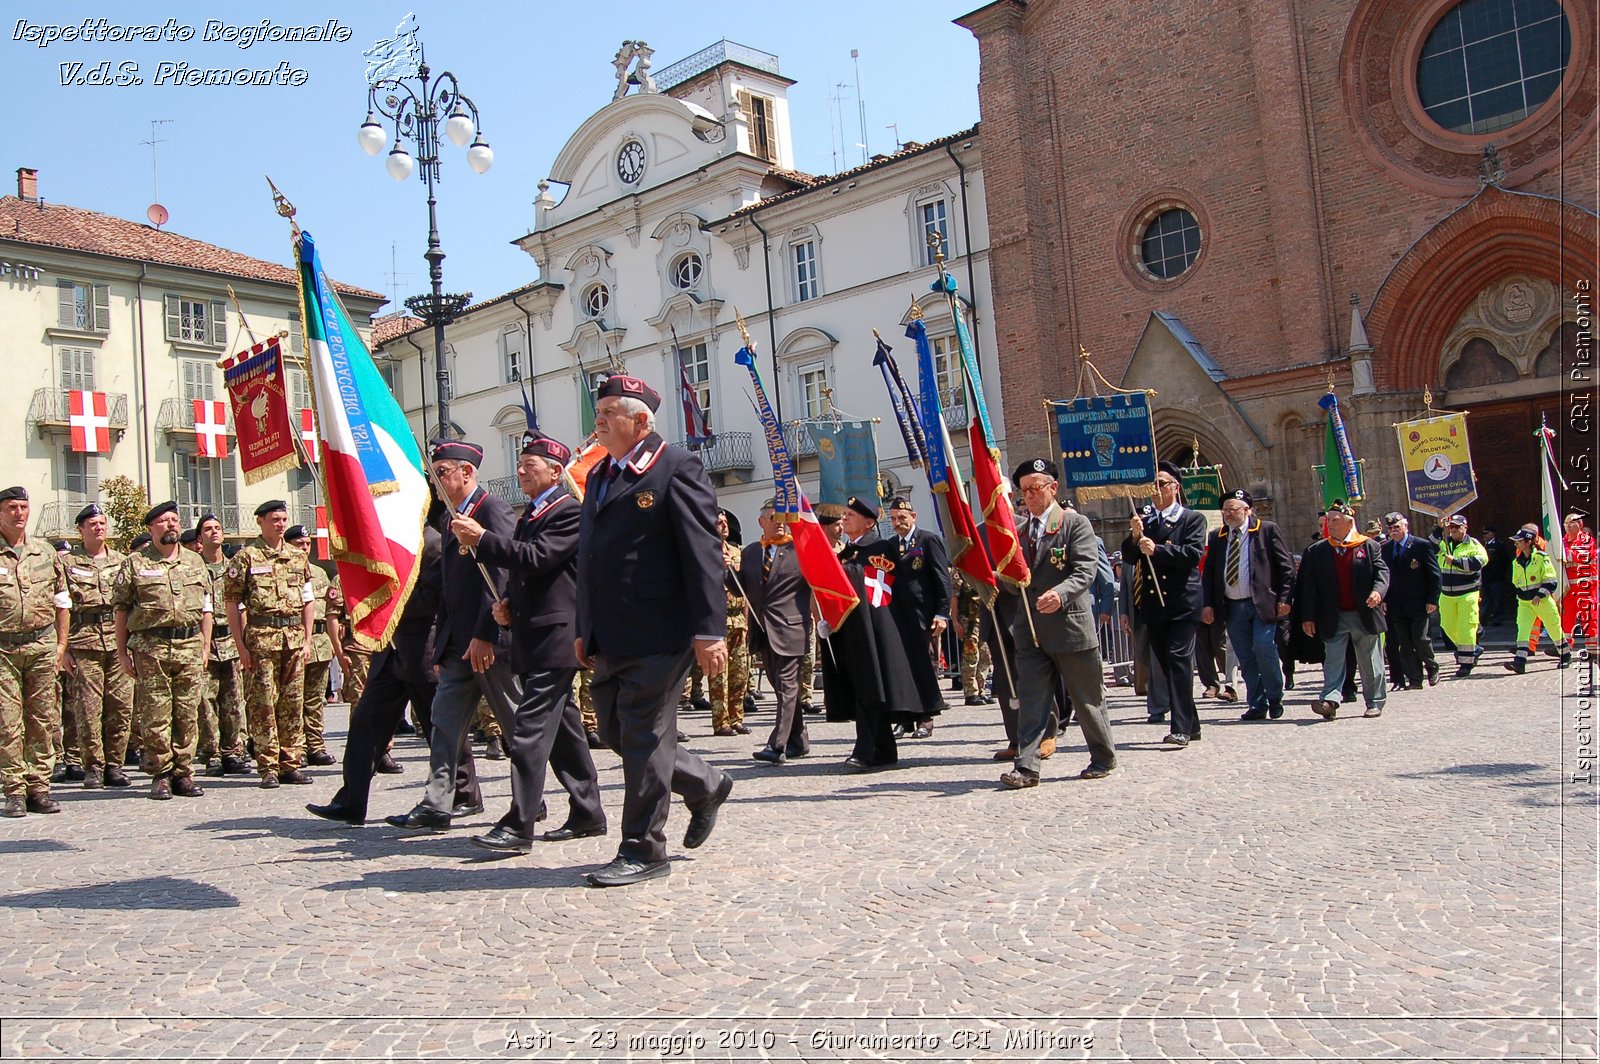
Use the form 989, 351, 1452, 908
63, 501, 134, 790
883, 496, 951, 739
574, 375, 732, 886
224, 498, 316, 787
1200, 488, 1294, 721
193, 513, 249, 778
1121, 462, 1208, 747
385, 438, 513, 829
0, 485, 71, 816
112, 502, 213, 800
449, 430, 605, 851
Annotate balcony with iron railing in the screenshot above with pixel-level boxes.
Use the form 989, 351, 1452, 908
655, 40, 780, 91
155, 398, 235, 439
485, 475, 522, 504
680, 432, 754, 475
28, 389, 129, 438
780, 423, 819, 459
177, 503, 241, 534
33, 500, 94, 539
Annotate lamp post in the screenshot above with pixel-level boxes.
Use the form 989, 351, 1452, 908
359, 42, 492, 440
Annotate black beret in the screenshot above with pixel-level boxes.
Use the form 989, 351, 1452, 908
521, 431, 572, 465
595, 374, 661, 412
194, 512, 221, 531
846, 496, 880, 520
254, 499, 288, 518
1226, 488, 1253, 506
75, 503, 104, 525
429, 439, 485, 466
887, 496, 915, 513
1012, 458, 1058, 484
130, 532, 152, 550
52, 540, 70, 553
1158, 461, 1183, 481
0, 486, 28, 503
285, 525, 310, 542
143, 500, 179, 526
178, 529, 199, 545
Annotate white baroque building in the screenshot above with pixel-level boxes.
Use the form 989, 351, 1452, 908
379, 40, 1001, 534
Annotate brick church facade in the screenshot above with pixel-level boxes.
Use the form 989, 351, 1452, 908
959, 0, 1597, 546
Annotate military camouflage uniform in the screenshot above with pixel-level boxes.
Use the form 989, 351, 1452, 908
574, 670, 597, 733
710, 541, 749, 731
197, 555, 244, 767
53, 673, 80, 771
326, 586, 373, 710
224, 537, 312, 777
798, 628, 816, 707
65, 544, 134, 782
113, 545, 211, 783
956, 582, 991, 698
0, 535, 68, 803
302, 565, 335, 759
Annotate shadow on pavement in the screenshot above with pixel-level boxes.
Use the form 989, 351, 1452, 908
0, 874, 236, 910
0, 838, 76, 855
318, 861, 617, 894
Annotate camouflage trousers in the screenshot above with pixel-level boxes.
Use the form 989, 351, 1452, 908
198, 658, 244, 762
798, 628, 816, 706
244, 645, 306, 775
69, 648, 134, 775
303, 659, 332, 756
132, 637, 204, 780
0, 634, 60, 798
53, 673, 80, 768
681, 664, 706, 704
709, 621, 749, 730
472, 697, 501, 741
342, 650, 373, 710
959, 626, 992, 698
574, 670, 596, 732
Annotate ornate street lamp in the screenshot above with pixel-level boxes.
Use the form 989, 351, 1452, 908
359, 20, 492, 438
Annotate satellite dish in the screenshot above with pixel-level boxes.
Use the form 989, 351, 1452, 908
147, 203, 169, 227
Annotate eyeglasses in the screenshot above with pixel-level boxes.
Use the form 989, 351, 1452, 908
1020, 484, 1054, 495
1156, 479, 1178, 489
431, 465, 461, 479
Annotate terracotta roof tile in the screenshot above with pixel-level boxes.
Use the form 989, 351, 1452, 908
372, 313, 426, 345
0, 196, 385, 301
727, 126, 979, 216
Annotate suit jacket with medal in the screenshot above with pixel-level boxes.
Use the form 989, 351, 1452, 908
472, 484, 580, 672
1014, 502, 1102, 655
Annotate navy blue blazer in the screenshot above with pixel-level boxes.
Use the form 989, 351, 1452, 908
889, 526, 952, 631
434, 486, 515, 666
575, 433, 724, 659
473, 485, 580, 672
1380, 533, 1442, 619
1121, 505, 1207, 625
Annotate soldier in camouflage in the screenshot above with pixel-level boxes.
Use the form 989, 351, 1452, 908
710, 513, 751, 736
113, 501, 213, 800
954, 581, 993, 706
0, 487, 71, 817
288, 526, 339, 766
327, 578, 372, 713
64, 504, 134, 789
191, 515, 249, 776
573, 670, 602, 749
224, 499, 315, 789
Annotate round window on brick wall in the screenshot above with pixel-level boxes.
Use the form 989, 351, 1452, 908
1417, 0, 1571, 136
672, 252, 703, 291
1138, 208, 1202, 281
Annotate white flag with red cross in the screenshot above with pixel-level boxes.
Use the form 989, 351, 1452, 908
315, 504, 330, 560
300, 407, 319, 463
68, 390, 110, 453
193, 399, 229, 458
864, 564, 894, 608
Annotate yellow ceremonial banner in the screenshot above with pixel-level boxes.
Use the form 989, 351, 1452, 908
1395, 412, 1477, 517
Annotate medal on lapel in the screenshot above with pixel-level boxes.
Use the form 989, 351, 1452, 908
636, 491, 656, 511
1049, 546, 1067, 570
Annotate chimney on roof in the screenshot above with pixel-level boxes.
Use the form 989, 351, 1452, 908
16, 168, 38, 202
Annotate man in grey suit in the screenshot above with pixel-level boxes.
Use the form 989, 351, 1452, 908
740, 500, 814, 765
1001, 459, 1117, 787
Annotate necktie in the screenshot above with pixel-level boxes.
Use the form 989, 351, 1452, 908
763, 545, 775, 578
1133, 558, 1146, 609
1225, 529, 1241, 589
597, 460, 621, 503
1027, 517, 1041, 555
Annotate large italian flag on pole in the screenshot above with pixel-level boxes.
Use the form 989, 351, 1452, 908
297, 231, 429, 650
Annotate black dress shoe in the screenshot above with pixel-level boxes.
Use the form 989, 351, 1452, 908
587, 855, 671, 887
221, 754, 251, 775
385, 806, 451, 830
842, 756, 872, 773
541, 822, 607, 842
278, 769, 314, 785
305, 750, 337, 767
63, 766, 86, 782
585, 729, 605, 750
306, 801, 364, 826
964, 694, 987, 706
783, 746, 809, 760
801, 702, 822, 716
742, 694, 758, 714
451, 800, 485, 818
103, 767, 131, 788
1268, 701, 1285, 720
1240, 707, 1268, 721
1146, 713, 1167, 725
471, 825, 533, 854
374, 753, 404, 774
393, 719, 416, 735
1161, 733, 1190, 748
683, 774, 733, 849
692, 697, 712, 712
911, 724, 933, 739
890, 723, 908, 738
752, 747, 785, 765
732, 724, 750, 735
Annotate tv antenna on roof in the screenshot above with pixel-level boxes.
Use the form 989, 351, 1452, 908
140, 118, 172, 228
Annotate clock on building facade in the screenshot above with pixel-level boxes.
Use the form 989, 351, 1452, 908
616, 140, 646, 184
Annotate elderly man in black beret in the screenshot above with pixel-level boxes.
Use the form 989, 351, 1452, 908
574, 375, 733, 886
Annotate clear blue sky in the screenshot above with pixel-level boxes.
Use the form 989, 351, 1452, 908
6, 1, 982, 310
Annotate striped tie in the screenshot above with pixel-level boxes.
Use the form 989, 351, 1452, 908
1225, 530, 1241, 589
1133, 558, 1146, 608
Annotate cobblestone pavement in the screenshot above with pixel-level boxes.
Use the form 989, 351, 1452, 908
0, 660, 1594, 1062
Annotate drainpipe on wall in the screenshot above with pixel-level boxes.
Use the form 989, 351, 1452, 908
510, 291, 537, 425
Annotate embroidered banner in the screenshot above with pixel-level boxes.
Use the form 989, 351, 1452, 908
223, 338, 298, 484
1395, 412, 1476, 517
1052, 393, 1158, 501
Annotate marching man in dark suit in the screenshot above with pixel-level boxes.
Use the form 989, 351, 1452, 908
1121, 462, 1209, 748
1379, 512, 1441, 691
885, 497, 950, 738
1000, 459, 1117, 787
387, 440, 515, 830
740, 499, 814, 765
1299, 501, 1390, 719
1200, 488, 1295, 721
575, 375, 733, 887
454, 430, 606, 853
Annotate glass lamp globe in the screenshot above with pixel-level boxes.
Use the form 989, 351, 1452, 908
445, 109, 476, 148
466, 137, 494, 174
386, 146, 415, 181
358, 114, 387, 156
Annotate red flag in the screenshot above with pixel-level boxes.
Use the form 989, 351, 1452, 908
315, 504, 330, 561
789, 494, 860, 631
300, 408, 319, 463
930, 420, 998, 599
193, 399, 229, 458
968, 419, 1029, 589
223, 339, 297, 483
68, 390, 110, 453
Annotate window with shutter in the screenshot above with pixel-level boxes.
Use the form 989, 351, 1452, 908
165, 294, 183, 340
738, 91, 778, 162
59, 348, 95, 391
93, 284, 110, 332
182, 359, 215, 401
63, 446, 99, 500
920, 200, 949, 266
56, 280, 109, 333
500, 327, 525, 384
288, 312, 303, 355
288, 366, 311, 413
219, 456, 238, 513
680, 341, 712, 417
210, 300, 227, 346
